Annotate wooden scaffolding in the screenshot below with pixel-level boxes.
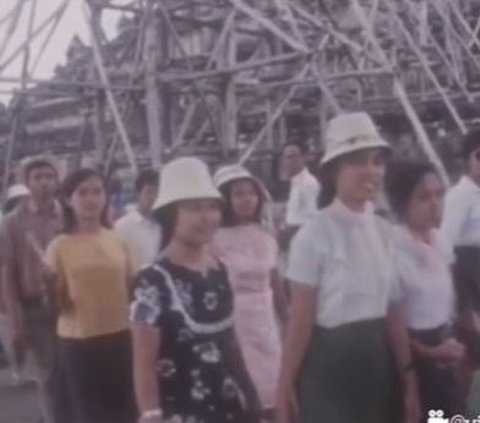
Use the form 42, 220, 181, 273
1, 0, 480, 187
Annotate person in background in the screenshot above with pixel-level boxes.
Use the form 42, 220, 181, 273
442, 128, 480, 248
0, 156, 62, 423
213, 164, 287, 421
45, 168, 136, 423
131, 157, 260, 423
0, 183, 31, 385
115, 169, 162, 271
385, 161, 466, 419
441, 128, 480, 395
276, 112, 419, 423
278, 141, 320, 250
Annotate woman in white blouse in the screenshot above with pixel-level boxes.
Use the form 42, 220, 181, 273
276, 112, 419, 423
385, 160, 466, 418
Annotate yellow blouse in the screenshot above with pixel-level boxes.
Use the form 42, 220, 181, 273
46, 229, 132, 339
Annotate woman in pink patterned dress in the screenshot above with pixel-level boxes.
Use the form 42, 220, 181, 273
212, 165, 287, 421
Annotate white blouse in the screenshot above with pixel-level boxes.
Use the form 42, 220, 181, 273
393, 226, 455, 331
286, 199, 396, 328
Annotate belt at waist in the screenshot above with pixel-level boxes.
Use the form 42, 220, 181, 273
409, 323, 452, 347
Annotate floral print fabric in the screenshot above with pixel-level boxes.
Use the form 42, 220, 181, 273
130, 258, 253, 423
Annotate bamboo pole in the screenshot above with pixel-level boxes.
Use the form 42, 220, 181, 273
350, 0, 450, 185
82, 3, 137, 174
239, 63, 310, 164
143, 0, 163, 168
0, 0, 70, 74
388, 2, 467, 134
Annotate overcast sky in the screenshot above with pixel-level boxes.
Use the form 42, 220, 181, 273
0, 0, 123, 103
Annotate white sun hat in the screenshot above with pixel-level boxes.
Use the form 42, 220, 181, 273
6, 184, 30, 202
153, 157, 222, 211
321, 112, 390, 168
213, 164, 272, 202
19, 154, 61, 182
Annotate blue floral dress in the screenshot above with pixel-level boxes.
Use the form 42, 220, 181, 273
130, 258, 257, 423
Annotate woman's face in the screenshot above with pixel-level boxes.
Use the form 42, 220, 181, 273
336, 148, 386, 205
69, 176, 107, 223
405, 172, 445, 229
175, 199, 221, 245
229, 179, 260, 223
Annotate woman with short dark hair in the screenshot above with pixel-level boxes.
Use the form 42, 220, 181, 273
45, 168, 136, 423
385, 160, 466, 418
130, 157, 260, 423
212, 165, 286, 421
276, 112, 419, 423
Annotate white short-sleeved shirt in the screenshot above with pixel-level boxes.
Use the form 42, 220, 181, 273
114, 209, 162, 271
393, 226, 455, 331
442, 176, 480, 247
286, 168, 320, 226
286, 199, 395, 328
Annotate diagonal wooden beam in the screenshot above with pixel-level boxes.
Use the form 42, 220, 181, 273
350, 0, 450, 185
387, 1, 467, 134
228, 0, 309, 53
239, 63, 310, 164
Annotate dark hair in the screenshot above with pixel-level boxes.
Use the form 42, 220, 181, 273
153, 204, 178, 249
218, 178, 263, 227
61, 168, 110, 234
135, 169, 159, 193
384, 161, 438, 219
462, 128, 480, 161
280, 141, 308, 156
24, 160, 57, 181
317, 160, 339, 209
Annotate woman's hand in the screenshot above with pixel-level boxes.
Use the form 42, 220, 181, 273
275, 390, 299, 423
429, 338, 465, 367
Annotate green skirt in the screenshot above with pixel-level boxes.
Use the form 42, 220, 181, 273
299, 319, 397, 423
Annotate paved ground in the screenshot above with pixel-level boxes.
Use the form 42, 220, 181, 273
0, 368, 39, 423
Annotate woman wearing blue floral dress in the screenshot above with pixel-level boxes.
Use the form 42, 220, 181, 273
130, 157, 260, 423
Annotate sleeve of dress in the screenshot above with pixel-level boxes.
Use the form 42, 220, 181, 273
441, 188, 469, 248
130, 269, 169, 327
285, 222, 323, 287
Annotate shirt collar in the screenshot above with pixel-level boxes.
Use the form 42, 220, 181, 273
329, 198, 371, 226
458, 175, 480, 194
291, 167, 310, 185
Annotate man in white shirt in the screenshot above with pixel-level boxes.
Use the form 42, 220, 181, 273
442, 129, 480, 248
115, 169, 162, 271
278, 142, 320, 250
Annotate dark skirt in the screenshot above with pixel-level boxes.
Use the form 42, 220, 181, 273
410, 325, 465, 420
54, 330, 136, 423
299, 319, 396, 423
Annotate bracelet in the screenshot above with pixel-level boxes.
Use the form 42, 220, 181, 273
141, 409, 163, 420
402, 362, 415, 373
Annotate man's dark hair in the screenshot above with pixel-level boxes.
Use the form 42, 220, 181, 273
24, 160, 57, 181
280, 141, 308, 156
135, 169, 159, 193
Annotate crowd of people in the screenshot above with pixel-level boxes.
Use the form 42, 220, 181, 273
0, 110, 480, 423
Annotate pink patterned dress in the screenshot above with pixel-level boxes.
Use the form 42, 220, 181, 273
213, 224, 281, 410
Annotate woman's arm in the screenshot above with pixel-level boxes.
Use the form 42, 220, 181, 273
132, 323, 163, 423
275, 282, 316, 423
386, 304, 420, 423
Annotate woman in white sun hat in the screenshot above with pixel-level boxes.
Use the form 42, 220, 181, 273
3, 184, 30, 215
212, 164, 287, 421
130, 157, 260, 423
275, 112, 419, 423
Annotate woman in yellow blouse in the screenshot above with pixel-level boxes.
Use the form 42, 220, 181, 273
45, 168, 136, 423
